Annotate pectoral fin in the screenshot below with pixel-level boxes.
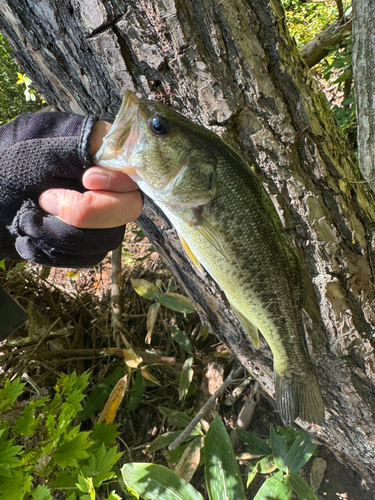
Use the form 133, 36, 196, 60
195, 213, 229, 261
178, 234, 202, 272
229, 301, 260, 348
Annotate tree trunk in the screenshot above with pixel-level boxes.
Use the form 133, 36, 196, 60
353, 0, 375, 193
2, 0, 375, 486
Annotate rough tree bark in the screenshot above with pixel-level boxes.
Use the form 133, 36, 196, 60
2, 0, 375, 486
353, 0, 375, 194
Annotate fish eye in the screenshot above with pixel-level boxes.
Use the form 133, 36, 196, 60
149, 115, 169, 136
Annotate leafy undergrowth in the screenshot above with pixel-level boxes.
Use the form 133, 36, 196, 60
1, 224, 371, 500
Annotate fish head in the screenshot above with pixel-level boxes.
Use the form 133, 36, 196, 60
94, 91, 217, 208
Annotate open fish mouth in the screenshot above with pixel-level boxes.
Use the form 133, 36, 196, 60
93, 91, 143, 178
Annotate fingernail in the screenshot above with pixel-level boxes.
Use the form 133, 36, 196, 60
39, 192, 61, 215
84, 171, 111, 190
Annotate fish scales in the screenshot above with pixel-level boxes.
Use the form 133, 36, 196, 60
94, 91, 324, 425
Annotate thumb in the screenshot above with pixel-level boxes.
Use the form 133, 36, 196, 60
39, 188, 142, 228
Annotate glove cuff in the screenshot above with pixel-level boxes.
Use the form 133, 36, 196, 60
79, 115, 98, 167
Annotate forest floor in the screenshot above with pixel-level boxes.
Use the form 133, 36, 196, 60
0, 223, 373, 500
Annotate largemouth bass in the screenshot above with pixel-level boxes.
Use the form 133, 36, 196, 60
94, 91, 324, 425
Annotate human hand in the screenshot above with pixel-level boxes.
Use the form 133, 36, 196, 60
0, 113, 136, 267
39, 121, 143, 228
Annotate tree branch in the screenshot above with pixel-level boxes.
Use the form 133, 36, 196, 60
300, 17, 352, 68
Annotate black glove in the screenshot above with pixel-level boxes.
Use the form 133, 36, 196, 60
0, 112, 125, 267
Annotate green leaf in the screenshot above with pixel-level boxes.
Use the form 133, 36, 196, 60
236, 429, 270, 456
81, 444, 122, 487
91, 422, 120, 446
270, 426, 288, 472
158, 292, 196, 314
0, 260, 5, 270
131, 279, 161, 300
30, 485, 52, 500
0, 378, 25, 412
158, 407, 193, 428
76, 474, 94, 494
54, 431, 91, 468
287, 474, 319, 500
0, 429, 22, 476
256, 455, 278, 474
179, 357, 194, 400
285, 432, 316, 474
0, 471, 32, 500
253, 477, 292, 500
121, 463, 204, 500
170, 326, 193, 354
128, 370, 146, 411
246, 463, 258, 487
106, 492, 122, 500
80, 367, 125, 421
204, 414, 245, 500
14, 404, 38, 437
148, 431, 185, 453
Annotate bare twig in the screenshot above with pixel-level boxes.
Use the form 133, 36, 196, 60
111, 246, 123, 348
168, 366, 244, 451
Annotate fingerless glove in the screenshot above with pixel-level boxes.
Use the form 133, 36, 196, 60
0, 112, 125, 267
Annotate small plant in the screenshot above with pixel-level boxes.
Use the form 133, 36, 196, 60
238, 425, 318, 500
122, 414, 246, 500
131, 278, 196, 345
0, 373, 123, 500
123, 408, 318, 500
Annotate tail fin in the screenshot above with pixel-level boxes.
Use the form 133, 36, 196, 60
275, 370, 324, 426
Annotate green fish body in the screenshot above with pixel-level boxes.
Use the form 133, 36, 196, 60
95, 91, 324, 425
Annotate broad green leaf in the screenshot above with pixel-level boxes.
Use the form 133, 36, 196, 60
204, 414, 245, 500
158, 292, 196, 314
121, 462, 204, 500
253, 477, 292, 500
0, 432, 22, 476
236, 429, 271, 456
287, 474, 319, 500
54, 432, 91, 468
0, 259, 5, 270
285, 432, 316, 474
179, 357, 194, 400
80, 368, 125, 421
0, 378, 25, 412
30, 485, 52, 500
270, 426, 288, 472
91, 422, 120, 446
158, 408, 193, 428
81, 444, 122, 487
131, 279, 160, 300
171, 326, 192, 354
14, 404, 37, 437
0, 471, 32, 500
